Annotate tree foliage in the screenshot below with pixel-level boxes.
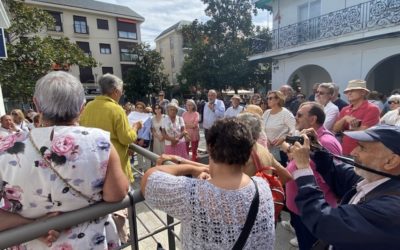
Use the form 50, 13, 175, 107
0, 0, 96, 101
179, 0, 271, 92
123, 43, 169, 103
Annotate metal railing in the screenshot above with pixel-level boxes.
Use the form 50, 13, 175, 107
253, 0, 400, 53
0, 144, 179, 250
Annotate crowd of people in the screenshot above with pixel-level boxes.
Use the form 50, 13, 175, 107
0, 71, 400, 250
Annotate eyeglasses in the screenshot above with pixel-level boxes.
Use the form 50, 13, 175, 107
389, 101, 399, 104
316, 91, 327, 95
267, 96, 276, 100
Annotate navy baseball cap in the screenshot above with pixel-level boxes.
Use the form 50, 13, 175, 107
344, 125, 400, 155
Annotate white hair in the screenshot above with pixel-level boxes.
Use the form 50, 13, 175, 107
237, 112, 263, 140
99, 73, 123, 95
34, 71, 85, 123
388, 94, 400, 102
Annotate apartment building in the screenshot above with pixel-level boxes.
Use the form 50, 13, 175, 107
25, 0, 144, 92
155, 20, 191, 86
250, 0, 400, 95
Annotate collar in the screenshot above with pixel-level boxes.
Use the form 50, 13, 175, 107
349, 100, 368, 111
316, 125, 327, 137
95, 95, 118, 104
356, 177, 390, 193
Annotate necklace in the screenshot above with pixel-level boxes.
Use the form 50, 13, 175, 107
28, 130, 96, 203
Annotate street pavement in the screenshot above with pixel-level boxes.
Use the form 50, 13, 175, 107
130, 127, 297, 250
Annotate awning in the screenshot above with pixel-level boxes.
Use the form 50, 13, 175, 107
255, 0, 273, 11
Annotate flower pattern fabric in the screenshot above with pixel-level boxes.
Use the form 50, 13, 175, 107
0, 126, 120, 249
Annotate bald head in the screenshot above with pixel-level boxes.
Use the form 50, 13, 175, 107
208, 89, 217, 102
1, 115, 13, 129
280, 85, 294, 98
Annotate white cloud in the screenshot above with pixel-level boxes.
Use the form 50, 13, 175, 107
99, 0, 271, 48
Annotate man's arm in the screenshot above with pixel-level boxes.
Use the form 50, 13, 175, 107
312, 150, 362, 198
214, 100, 225, 118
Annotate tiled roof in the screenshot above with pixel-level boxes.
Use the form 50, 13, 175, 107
31, 0, 144, 20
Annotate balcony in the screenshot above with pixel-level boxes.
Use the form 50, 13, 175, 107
251, 0, 400, 55
120, 52, 138, 62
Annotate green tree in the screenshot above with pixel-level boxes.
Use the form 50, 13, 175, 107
179, 0, 271, 92
123, 43, 169, 103
0, 0, 96, 101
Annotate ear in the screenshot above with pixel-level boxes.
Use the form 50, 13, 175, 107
309, 115, 317, 125
33, 97, 41, 112
383, 154, 400, 172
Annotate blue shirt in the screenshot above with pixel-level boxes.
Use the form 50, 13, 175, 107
202, 99, 225, 129
137, 116, 152, 140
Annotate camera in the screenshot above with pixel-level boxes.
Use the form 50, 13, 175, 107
285, 136, 304, 145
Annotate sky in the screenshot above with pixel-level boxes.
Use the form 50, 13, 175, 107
99, 0, 272, 48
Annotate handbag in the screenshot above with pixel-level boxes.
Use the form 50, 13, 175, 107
231, 178, 259, 250
251, 150, 285, 222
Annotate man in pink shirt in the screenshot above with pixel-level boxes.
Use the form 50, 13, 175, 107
333, 80, 380, 155
282, 102, 342, 250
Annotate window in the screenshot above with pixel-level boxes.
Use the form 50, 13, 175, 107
100, 43, 111, 54
79, 67, 94, 83
117, 19, 137, 39
119, 42, 137, 61
47, 11, 63, 32
298, 0, 321, 21
102, 67, 114, 75
76, 41, 91, 55
97, 19, 109, 30
169, 36, 174, 50
74, 15, 88, 34
171, 55, 175, 68
121, 64, 134, 80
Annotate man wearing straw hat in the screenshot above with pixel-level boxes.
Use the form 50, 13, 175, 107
224, 95, 244, 118
333, 79, 380, 155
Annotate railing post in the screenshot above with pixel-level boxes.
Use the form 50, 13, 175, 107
167, 215, 176, 250
128, 192, 140, 250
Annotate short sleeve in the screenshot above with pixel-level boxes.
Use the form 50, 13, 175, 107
145, 171, 190, 220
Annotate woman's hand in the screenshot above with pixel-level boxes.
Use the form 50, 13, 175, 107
156, 154, 176, 165
197, 171, 211, 180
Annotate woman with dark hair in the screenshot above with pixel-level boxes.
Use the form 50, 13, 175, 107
182, 99, 200, 161
141, 118, 275, 249
151, 104, 165, 155
0, 71, 129, 249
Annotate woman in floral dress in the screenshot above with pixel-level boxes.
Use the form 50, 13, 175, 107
161, 102, 188, 159
0, 71, 129, 249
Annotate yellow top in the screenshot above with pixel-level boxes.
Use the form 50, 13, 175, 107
80, 95, 137, 182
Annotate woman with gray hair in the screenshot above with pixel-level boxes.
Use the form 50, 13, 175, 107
0, 71, 129, 249
183, 99, 200, 161
380, 94, 400, 126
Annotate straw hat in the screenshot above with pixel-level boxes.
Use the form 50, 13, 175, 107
344, 79, 370, 93
231, 95, 241, 101
244, 104, 263, 117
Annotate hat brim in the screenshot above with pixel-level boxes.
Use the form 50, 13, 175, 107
343, 87, 370, 93
343, 130, 375, 142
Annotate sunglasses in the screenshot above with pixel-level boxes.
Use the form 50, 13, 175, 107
11, 112, 18, 116
316, 91, 327, 95
389, 101, 399, 104
267, 96, 277, 100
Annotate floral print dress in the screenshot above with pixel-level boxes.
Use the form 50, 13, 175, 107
0, 126, 120, 249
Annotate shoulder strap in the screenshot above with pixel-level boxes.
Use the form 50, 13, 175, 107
232, 178, 260, 250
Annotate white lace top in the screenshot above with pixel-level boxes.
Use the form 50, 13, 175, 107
145, 172, 275, 250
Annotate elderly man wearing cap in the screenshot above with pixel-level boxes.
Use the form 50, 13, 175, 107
289, 124, 400, 250
224, 95, 244, 118
333, 80, 380, 155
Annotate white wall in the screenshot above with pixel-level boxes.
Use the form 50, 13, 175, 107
271, 36, 400, 95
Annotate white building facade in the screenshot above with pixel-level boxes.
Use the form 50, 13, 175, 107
26, 0, 144, 92
155, 21, 190, 86
250, 0, 400, 95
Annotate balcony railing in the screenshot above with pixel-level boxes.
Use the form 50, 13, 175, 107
252, 0, 400, 54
